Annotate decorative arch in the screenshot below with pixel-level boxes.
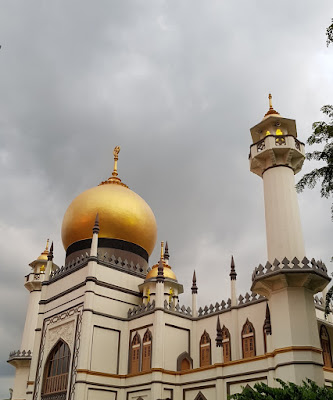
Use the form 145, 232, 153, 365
199, 330, 211, 367
242, 319, 256, 358
221, 325, 231, 362
130, 332, 141, 374
177, 351, 193, 371
142, 328, 152, 371
194, 391, 208, 400
42, 339, 71, 397
320, 325, 332, 368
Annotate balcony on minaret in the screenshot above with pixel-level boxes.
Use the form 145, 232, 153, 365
249, 95, 305, 177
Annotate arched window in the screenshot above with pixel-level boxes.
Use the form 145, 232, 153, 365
200, 330, 211, 367
130, 332, 141, 374
242, 319, 256, 358
42, 340, 70, 397
221, 326, 231, 362
142, 329, 152, 371
320, 325, 332, 368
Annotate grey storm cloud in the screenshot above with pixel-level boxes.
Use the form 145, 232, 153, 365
0, 0, 332, 396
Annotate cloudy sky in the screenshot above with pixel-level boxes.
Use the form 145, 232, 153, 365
0, 1, 332, 396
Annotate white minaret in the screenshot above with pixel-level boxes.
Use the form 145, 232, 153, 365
9, 240, 51, 400
250, 95, 330, 385
249, 94, 306, 262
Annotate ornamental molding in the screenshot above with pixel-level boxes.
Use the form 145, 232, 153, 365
33, 304, 83, 400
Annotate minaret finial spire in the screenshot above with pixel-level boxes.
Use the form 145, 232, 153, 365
216, 316, 223, 347
47, 241, 54, 261
164, 241, 169, 261
191, 270, 198, 294
263, 93, 280, 118
93, 213, 100, 234
230, 255, 237, 280
112, 146, 121, 178
45, 238, 49, 252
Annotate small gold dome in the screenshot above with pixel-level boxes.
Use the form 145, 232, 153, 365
61, 182, 157, 256
37, 239, 49, 260
145, 261, 177, 281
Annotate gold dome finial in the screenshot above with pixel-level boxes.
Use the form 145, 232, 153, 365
99, 146, 128, 187
160, 241, 164, 260
263, 93, 280, 119
37, 238, 50, 260
112, 146, 121, 178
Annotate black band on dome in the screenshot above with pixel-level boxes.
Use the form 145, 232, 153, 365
66, 238, 149, 261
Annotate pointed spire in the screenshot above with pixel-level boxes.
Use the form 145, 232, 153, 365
47, 242, 54, 261
191, 270, 198, 294
93, 213, 100, 234
263, 93, 280, 118
263, 303, 272, 335
216, 316, 223, 347
164, 241, 169, 261
230, 255, 237, 280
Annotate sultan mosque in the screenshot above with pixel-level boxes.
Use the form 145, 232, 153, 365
8, 96, 333, 400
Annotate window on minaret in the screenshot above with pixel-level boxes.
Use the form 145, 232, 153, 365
142, 329, 152, 372
200, 330, 211, 367
320, 325, 332, 368
242, 319, 256, 359
42, 340, 70, 397
222, 326, 231, 362
130, 332, 141, 374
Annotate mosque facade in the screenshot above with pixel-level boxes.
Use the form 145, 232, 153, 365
8, 98, 333, 400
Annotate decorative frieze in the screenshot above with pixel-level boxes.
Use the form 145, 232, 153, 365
8, 349, 32, 360
252, 257, 329, 282
128, 300, 155, 318
49, 251, 147, 281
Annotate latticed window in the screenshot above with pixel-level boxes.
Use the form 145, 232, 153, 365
320, 325, 332, 368
142, 329, 152, 371
222, 326, 231, 362
42, 340, 70, 398
242, 319, 256, 358
130, 332, 141, 374
200, 330, 211, 367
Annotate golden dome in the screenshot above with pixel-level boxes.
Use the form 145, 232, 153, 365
37, 239, 49, 260
61, 150, 157, 256
145, 261, 177, 281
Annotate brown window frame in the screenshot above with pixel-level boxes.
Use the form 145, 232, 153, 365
221, 325, 231, 362
242, 319, 256, 359
320, 325, 332, 368
142, 329, 152, 372
130, 332, 141, 374
42, 339, 71, 397
199, 330, 211, 367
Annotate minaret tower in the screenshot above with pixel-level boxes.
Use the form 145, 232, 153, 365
249, 94, 306, 262
8, 240, 57, 400
249, 95, 330, 385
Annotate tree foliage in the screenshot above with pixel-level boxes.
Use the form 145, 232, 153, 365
296, 105, 333, 220
229, 379, 333, 400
